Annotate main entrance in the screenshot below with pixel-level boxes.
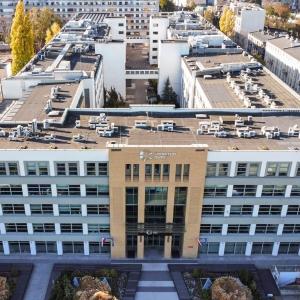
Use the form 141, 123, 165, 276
144, 234, 164, 258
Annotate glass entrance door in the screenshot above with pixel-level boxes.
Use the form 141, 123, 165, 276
144, 234, 165, 248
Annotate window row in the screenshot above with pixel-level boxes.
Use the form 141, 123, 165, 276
0, 184, 109, 196
0, 161, 108, 176
199, 242, 300, 255
204, 185, 288, 197
4, 241, 110, 254
206, 162, 300, 177
1, 204, 109, 215
4, 223, 110, 233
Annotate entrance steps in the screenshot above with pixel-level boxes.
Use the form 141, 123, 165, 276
134, 263, 179, 300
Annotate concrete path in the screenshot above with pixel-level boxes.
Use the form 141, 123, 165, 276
23, 262, 53, 300
135, 263, 179, 300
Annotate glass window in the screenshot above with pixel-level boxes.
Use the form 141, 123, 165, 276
33, 223, 55, 233
60, 223, 82, 233
175, 164, 182, 180
174, 187, 187, 205
199, 242, 219, 254
62, 241, 84, 254
258, 205, 282, 215
9, 241, 30, 254
255, 224, 278, 234
232, 185, 257, 197
287, 205, 300, 215
200, 224, 222, 234
183, 164, 190, 180
278, 242, 300, 254
30, 204, 53, 214
204, 185, 227, 197
154, 164, 161, 179
145, 164, 152, 180
87, 224, 110, 233
36, 241, 56, 254
28, 184, 51, 196
227, 224, 250, 234
98, 163, 108, 176
202, 205, 225, 216
236, 163, 247, 176
225, 242, 246, 255
86, 185, 109, 196
5, 223, 27, 232
126, 187, 138, 205
283, 224, 300, 234
206, 163, 217, 176
0, 185, 22, 195
162, 164, 169, 180
7, 163, 18, 175
266, 162, 290, 176
2, 204, 25, 214
57, 185, 80, 196
59, 204, 81, 215
262, 185, 286, 197
252, 242, 273, 254
0, 163, 6, 175
291, 185, 300, 197
230, 205, 253, 215
25, 162, 48, 176
86, 205, 109, 215
145, 187, 168, 205
86, 163, 96, 176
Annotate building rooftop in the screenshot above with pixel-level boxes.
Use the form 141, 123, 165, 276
267, 36, 300, 61
248, 31, 274, 44
0, 108, 299, 151
183, 53, 300, 109
0, 82, 80, 123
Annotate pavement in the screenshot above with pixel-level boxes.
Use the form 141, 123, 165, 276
135, 263, 179, 300
2, 255, 300, 300
126, 79, 148, 104
23, 262, 53, 300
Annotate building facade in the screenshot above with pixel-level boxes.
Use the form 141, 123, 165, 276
0, 0, 159, 37
1, 138, 300, 258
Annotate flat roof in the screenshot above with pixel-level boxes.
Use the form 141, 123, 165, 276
267, 37, 300, 61
0, 112, 299, 151
183, 53, 300, 109
0, 83, 80, 122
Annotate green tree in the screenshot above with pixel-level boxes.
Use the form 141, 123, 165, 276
161, 78, 177, 104
104, 87, 127, 108
187, 0, 196, 10
30, 7, 63, 50
45, 22, 61, 44
10, 0, 34, 75
159, 0, 175, 11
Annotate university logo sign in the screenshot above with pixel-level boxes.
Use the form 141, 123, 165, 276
139, 150, 176, 161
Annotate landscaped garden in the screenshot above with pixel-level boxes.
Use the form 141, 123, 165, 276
49, 268, 128, 300
183, 268, 263, 300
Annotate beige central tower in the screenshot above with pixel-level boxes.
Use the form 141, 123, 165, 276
108, 144, 208, 259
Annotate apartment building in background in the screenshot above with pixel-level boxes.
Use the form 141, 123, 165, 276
230, 2, 265, 49
0, 0, 159, 37
248, 31, 300, 93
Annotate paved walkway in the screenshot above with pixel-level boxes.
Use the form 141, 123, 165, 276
135, 263, 179, 300
23, 262, 53, 300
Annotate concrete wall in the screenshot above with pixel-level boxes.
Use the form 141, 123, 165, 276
158, 41, 189, 99
95, 41, 126, 99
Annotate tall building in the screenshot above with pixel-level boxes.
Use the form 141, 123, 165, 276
0, 0, 159, 37
0, 12, 300, 260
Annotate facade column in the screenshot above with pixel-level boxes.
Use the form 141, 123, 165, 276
272, 242, 279, 256
277, 224, 284, 236
24, 204, 31, 216
164, 236, 172, 259
57, 241, 63, 255
3, 241, 9, 255
281, 205, 288, 217
84, 241, 89, 255
137, 236, 144, 259
219, 242, 225, 256
222, 224, 228, 236
30, 241, 36, 255
249, 224, 256, 235
224, 205, 230, 217
245, 242, 252, 256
